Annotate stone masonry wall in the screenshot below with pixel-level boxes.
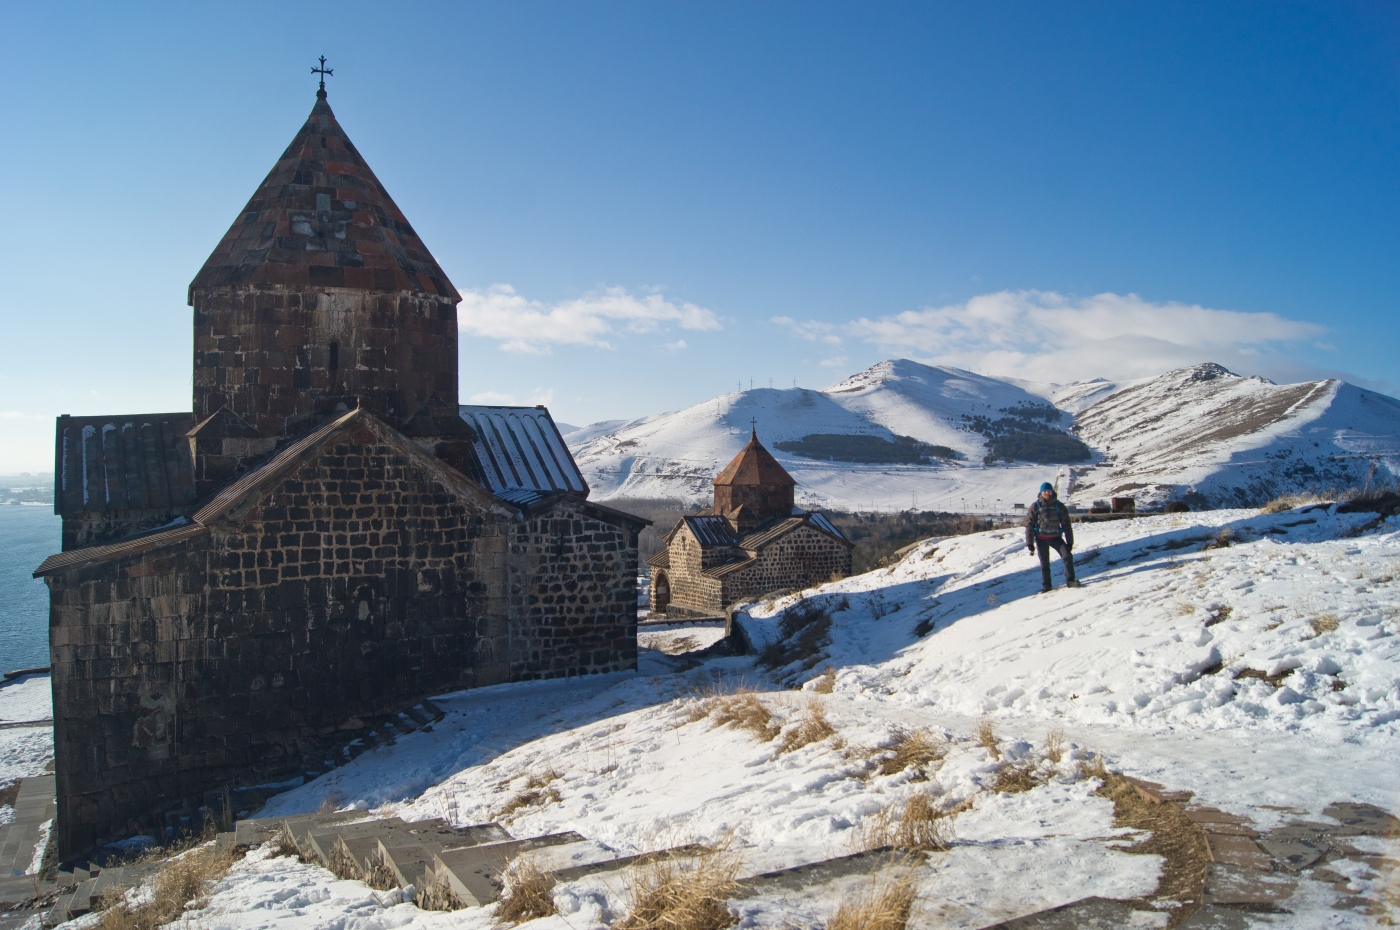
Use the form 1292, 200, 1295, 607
723, 525, 851, 606
60, 505, 195, 552
657, 528, 726, 616
48, 428, 510, 857
192, 286, 458, 440
508, 501, 639, 680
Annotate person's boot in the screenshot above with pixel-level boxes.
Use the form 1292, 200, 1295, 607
1040, 585, 1053, 593
1066, 580, 1081, 588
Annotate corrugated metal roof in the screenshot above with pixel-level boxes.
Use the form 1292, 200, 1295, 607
683, 515, 740, 548
646, 549, 670, 569
703, 557, 755, 578
459, 406, 588, 497
34, 523, 208, 577
807, 511, 847, 543
54, 413, 196, 516
737, 517, 806, 551
496, 487, 550, 508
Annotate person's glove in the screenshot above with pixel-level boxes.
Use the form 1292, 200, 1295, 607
1028, 547, 1035, 557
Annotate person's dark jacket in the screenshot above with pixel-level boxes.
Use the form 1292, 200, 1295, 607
1024, 496, 1074, 551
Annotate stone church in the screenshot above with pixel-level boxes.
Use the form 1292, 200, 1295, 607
647, 429, 852, 618
36, 86, 646, 860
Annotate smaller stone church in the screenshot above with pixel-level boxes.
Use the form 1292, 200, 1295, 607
647, 430, 852, 618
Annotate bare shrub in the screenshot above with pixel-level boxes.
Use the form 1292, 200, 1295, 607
97, 843, 237, 930
1043, 728, 1066, 765
317, 790, 343, 814
778, 697, 837, 754
758, 602, 832, 671
1308, 613, 1340, 637
826, 864, 918, 930
1075, 751, 1109, 781
268, 823, 300, 859
495, 855, 558, 925
417, 875, 463, 911
876, 729, 946, 778
809, 667, 837, 694
853, 793, 957, 854
617, 844, 742, 930
975, 719, 1000, 760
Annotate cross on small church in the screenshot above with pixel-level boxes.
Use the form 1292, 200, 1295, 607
750, 417, 758, 437
312, 56, 334, 93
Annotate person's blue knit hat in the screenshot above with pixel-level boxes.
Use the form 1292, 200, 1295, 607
1039, 482, 1054, 493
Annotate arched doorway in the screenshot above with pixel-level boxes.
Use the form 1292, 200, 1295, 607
653, 571, 671, 614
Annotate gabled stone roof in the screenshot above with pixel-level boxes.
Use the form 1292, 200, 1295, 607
713, 430, 796, 488
189, 92, 459, 302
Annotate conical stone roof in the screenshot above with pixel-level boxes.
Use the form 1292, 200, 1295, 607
189, 91, 459, 302
713, 429, 796, 488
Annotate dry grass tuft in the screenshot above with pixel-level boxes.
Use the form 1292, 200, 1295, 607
417, 875, 463, 911
778, 697, 838, 754
1097, 773, 1210, 926
826, 864, 918, 930
495, 855, 558, 925
324, 836, 363, 881
362, 846, 400, 891
1261, 491, 1329, 514
499, 769, 563, 817
991, 761, 1043, 794
268, 823, 299, 859
1308, 613, 1340, 637
876, 728, 946, 778
97, 843, 237, 930
616, 843, 742, 930
692, 686, 780, 742
1076, 751, 1110, 781
809, 667, 837, 694
853, 793, 957, 854
975, 719, 1000, 760
1043, 728, 1066, 765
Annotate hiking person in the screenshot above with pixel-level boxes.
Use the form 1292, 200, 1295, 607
1025, 482, 1079, 592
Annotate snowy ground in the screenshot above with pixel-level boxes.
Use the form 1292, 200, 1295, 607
47, 504, 1400, 927
0, 672, 53, 809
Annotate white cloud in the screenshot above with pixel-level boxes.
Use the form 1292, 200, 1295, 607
459, 285, 721, 353
663, 340, 688, 351
467, 387, 556, 408
783, 290, 1327, 383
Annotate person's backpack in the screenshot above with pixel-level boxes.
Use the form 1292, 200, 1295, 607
1035, 501, 1063, 538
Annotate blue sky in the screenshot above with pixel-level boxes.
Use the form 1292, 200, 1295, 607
1, 1, 1397, 471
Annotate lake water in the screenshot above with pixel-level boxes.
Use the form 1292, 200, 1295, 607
0, 506, 60, 671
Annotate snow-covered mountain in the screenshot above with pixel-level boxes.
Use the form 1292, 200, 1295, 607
569, 359, 1400, 511
1069, 363, 1400, 508
570, 360, 1071, 510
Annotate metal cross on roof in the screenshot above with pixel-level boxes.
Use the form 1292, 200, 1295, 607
312, 56, 334, 93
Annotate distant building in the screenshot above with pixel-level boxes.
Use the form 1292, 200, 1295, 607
648, 429, 851, 617
37, 86, 645, 860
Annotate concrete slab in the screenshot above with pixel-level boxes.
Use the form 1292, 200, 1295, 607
732, 848, 898, 898
1175, 903, 1276, 928
1202, 863, 1296, 909
379, 841, 438, 889
433, 833, 585, 906
974, 896, 1162, 928
1204, 834, 1272, 871
1256, 829, 1329, 872
1322, 802, 1400, 838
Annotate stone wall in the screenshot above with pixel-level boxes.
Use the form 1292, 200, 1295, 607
60, 505, 195, 552
191, 286, 458, 440
46, 423, 638, 858
724, 525, 850, 604
654, 527, 727, 616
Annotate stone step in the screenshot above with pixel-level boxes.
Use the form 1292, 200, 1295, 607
378, 840, 439, 890
431, 832, 586, 906
731, 847, 897, 899
974, 896, 1160, 928
302, 818, 407, 862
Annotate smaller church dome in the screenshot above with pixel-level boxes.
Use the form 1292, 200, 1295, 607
713, 428, 796, 489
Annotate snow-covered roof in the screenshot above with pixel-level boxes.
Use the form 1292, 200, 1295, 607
459, 406, 588, 498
